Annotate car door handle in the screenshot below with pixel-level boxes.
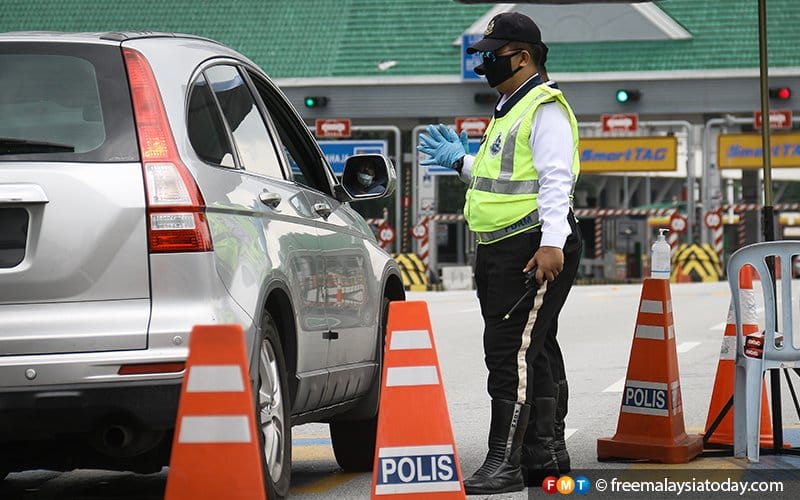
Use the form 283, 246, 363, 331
0, 184, 49, 204
259, 191, 281, 208
313, 202, 332, 219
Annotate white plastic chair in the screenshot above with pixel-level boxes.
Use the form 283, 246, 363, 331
729, 240, 800, 462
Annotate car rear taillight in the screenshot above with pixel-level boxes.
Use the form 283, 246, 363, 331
118, 362, 186, 375
123, 48, 212, 253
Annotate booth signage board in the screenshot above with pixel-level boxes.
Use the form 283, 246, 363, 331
601, 113, 639, 132
717, 133, 800, 169
318, 139, 388, 174
456, 117, 490, 138
579, 136, 678, 172
754, 110, 792, 130
424, 136, 678, 174
418, 171, 436, 216
461, 34, 485, 81
315, 118, 351, 138
423, 138, 481, 175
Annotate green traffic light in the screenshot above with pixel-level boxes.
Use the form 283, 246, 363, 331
304, 96, 328, 108
616, 90, 630, 103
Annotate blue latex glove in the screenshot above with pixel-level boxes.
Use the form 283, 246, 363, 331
417, 124, 466, 168
459, 130, 469, 153
439, 124, 470, 154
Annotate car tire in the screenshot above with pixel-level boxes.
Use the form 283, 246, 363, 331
330, 297, 390, 472
256, 311, 292, 499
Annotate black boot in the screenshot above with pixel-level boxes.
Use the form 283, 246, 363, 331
463, 399, 530, 495
521, 397, 559, 487
553, 380, 571, 474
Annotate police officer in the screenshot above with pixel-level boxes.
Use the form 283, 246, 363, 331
418, 11, 581, 495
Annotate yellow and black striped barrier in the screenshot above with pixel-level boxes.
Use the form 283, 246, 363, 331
392, 253, 441, 291
671, 243, 723, 282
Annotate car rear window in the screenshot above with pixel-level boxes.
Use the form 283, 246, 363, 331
0, 42, 138, 162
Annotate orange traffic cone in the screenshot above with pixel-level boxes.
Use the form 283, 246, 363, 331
371, 301, 465, 499
597, 279, 703, 463
703, 265, 774, 447
165, 324, 266, 500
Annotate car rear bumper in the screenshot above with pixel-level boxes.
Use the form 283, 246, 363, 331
0, 379, 182, 440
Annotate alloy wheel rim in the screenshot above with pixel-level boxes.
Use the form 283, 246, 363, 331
259, 339, 285, 481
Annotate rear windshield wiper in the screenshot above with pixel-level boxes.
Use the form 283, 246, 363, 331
0, 137, 75, 154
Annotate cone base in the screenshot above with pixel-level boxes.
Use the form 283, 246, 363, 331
597, 433, 704, 464
704, 434, 775, 448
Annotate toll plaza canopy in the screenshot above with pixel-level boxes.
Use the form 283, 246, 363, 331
2, 1, 797, 121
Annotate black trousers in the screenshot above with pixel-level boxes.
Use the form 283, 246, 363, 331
474, 218, 582, 403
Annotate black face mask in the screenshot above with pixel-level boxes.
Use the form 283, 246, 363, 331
475, 50, 523, 88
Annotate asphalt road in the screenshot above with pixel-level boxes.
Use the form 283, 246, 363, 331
5, 281, 800, 499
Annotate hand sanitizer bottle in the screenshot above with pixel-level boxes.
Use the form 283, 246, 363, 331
651, 228, 671, 280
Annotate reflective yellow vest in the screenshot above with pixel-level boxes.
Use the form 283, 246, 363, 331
464, 83, 580, 244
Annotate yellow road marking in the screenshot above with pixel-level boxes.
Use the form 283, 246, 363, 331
290, 472, 361, 494
630, 456, 746, 471
292, 444, 334, 461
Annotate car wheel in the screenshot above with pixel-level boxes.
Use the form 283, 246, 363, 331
330, 297, 390, 471
256, 311, 291, 499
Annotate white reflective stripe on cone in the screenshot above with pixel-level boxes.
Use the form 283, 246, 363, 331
719, 336, 736, 361
178, 415, 251, 443
385, 366, 439, 387
378, 444, 454, 457
390, 330, 432, 350
375, 482, 462, 495
640, 299, 663, 314
186, 365, 244, 392
635, 325, 666, 340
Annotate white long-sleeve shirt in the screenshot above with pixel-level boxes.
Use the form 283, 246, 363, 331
460, 76, 575, 248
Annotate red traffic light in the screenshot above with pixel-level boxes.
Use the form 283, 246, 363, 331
769, 87, 791, 100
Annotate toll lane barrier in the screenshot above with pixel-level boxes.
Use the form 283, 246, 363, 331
392, 254, 443, 291
672, 243, 723, 283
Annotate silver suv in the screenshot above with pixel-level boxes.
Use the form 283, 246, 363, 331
0, 32, 404, 498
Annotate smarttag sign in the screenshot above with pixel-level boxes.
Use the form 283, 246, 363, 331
375, 444, 460, 495
580, 137, 678, 172
718, 132, 800, 169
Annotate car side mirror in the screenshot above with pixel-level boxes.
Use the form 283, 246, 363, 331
339, 154, 395, 201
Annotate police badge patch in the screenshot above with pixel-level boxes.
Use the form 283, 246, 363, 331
489, 132, 502, 156
484, 19, 495, 36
